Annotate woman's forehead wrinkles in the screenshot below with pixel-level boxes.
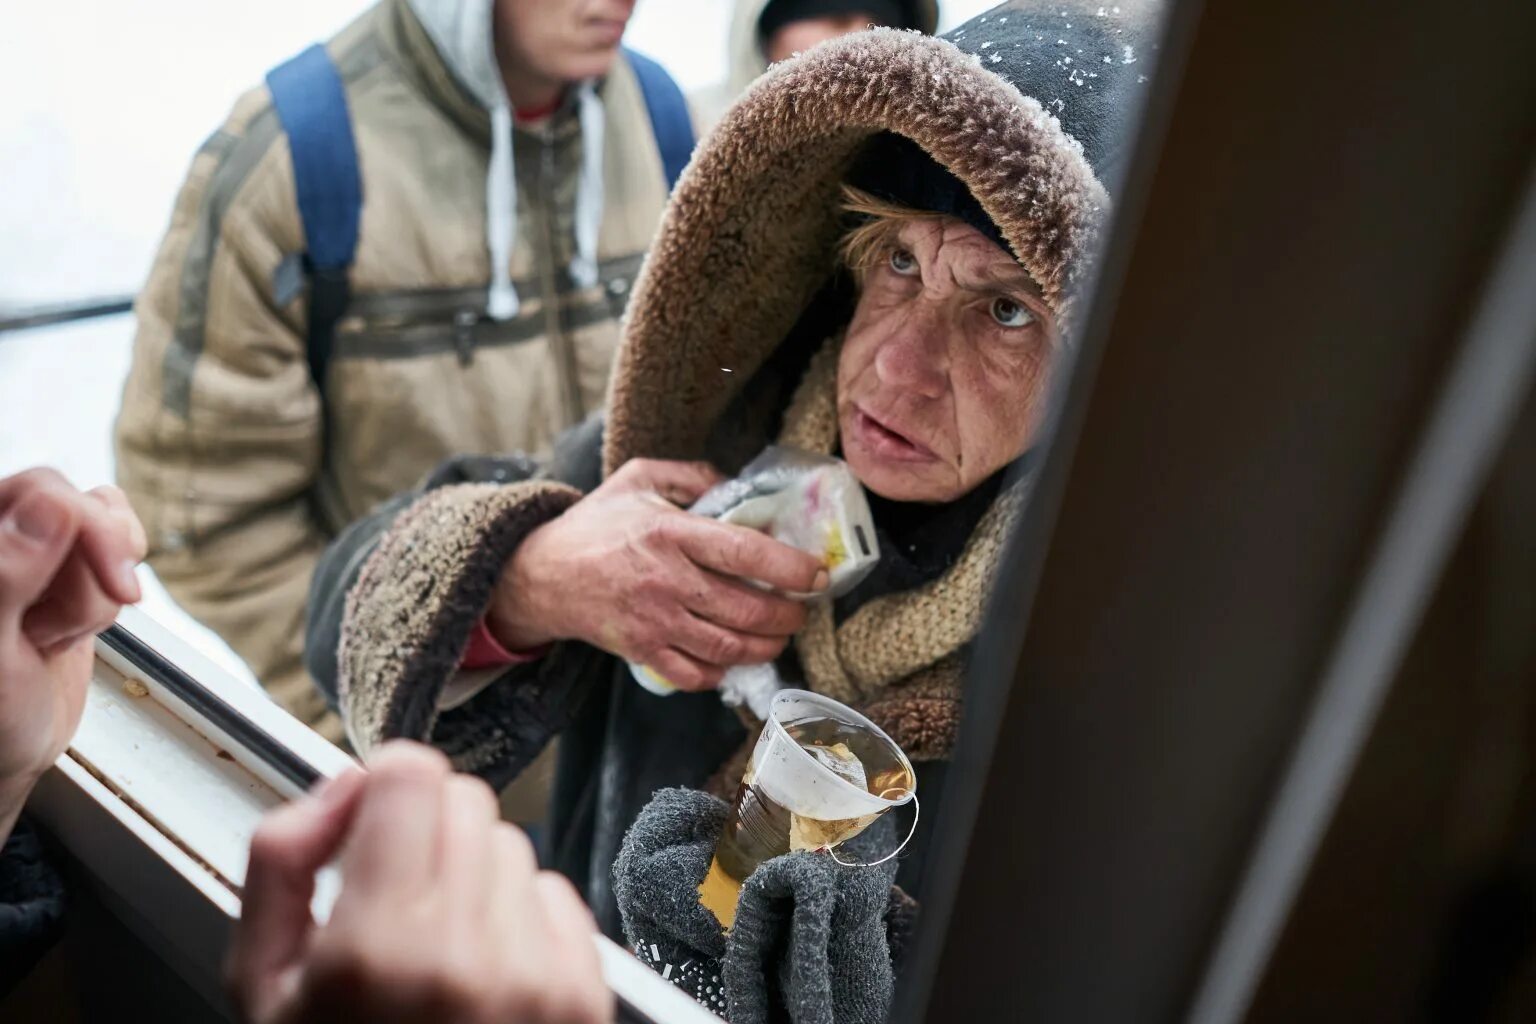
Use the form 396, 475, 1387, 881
894, 217, 1041, 297
968, 262, 1043, 297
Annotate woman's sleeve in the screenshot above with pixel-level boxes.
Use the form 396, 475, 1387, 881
0, 819, 66, 996
306, 418, 607, 780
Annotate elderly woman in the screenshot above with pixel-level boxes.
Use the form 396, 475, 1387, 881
308, 0, 1152, 1017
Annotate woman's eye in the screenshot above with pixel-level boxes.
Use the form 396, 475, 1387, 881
888, 249, 918, 275
990, 296, 1035, 328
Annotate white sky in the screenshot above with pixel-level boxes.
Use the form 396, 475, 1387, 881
0, 0, 997, 678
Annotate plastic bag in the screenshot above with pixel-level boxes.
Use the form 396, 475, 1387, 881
628, 447, 880, 714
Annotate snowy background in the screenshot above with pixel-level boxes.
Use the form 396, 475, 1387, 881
0, 0, 995, 683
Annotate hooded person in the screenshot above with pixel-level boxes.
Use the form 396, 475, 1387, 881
693, 0, 938, 129
307, 0, 1157, 1016
112, 0, 687, 762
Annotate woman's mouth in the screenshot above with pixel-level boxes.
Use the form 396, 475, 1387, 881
848, 407, 938, 463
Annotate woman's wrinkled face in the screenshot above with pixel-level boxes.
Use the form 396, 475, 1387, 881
837, 218, 1058, 504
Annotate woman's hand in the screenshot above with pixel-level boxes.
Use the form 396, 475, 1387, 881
487, 459, 828, 691
228, 742, 612, 1024
0, 470, 146, 835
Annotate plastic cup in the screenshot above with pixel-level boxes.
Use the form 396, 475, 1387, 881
697, 690, 916, 929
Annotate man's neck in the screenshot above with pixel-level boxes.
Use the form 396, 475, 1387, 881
501, 67, 565, 115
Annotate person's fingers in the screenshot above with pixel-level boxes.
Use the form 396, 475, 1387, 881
645, 646, 727, 693
228, 768, 366, 1009
22, 553, 122, 651
609, 459, 724, 506
670, 517, 828, 596
0, 471, 139, 608
529, 871, 612, 1024
437, 773, 501, 918
86, 484, 148, 564
67, 486, 141, 605
487, 822, 541, 914
0, 485, 79, 627
667, 611, 789, 670
335, 742, 451, 899
0, 466, 73, 515
485, 823, 543, 956
680, 569, 809, 638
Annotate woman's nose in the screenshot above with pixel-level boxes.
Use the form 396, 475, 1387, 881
872, 306, 948, 399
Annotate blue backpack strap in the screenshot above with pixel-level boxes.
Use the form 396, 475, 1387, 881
264, 43, 362, 395
624, 48, 696, 192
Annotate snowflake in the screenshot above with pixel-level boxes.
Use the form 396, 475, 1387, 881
1122, 45, 1137, 64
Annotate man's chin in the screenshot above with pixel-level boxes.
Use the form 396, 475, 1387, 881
551, 50, 622, 84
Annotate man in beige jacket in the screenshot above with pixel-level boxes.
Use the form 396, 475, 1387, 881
114, 0, 688, 759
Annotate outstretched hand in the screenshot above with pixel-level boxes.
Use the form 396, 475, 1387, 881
487, 459, 828, 691
0, 469, 146, 838
228, 742, 612, 1024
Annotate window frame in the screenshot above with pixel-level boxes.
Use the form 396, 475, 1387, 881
25, 605, 717, 1024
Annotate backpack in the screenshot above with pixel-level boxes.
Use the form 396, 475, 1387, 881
264, 43, 696, 398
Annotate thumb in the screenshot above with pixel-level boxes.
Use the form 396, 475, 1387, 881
0, 488, 79, 626
611, 459, 725, 506
227, 768, 365, 1018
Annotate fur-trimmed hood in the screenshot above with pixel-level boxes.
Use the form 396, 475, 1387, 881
605, 0, 1159, 476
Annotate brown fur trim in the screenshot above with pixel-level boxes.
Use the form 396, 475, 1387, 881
338, 481, 581, 753
860, 654, 967, 763
604, 27, 1107, 475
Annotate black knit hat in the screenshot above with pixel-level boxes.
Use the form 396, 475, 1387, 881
759, 0, 917, 47
845, 132, 1010, 254
844, 1, 1158, 262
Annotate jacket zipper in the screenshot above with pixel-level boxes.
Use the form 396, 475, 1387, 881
535, 130, 586, 428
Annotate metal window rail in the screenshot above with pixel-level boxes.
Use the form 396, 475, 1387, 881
0, 294, 135, 335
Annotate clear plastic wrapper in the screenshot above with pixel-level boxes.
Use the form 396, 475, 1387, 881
628, 447, 880, 712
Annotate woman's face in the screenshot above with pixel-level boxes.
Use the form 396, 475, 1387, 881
837, 218, 1058, 504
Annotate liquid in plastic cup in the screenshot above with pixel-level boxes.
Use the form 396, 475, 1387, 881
697, 690, 917, 930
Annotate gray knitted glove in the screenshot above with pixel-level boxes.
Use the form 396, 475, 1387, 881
613, 788, 902, 1024
613, 788, 733, 1015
